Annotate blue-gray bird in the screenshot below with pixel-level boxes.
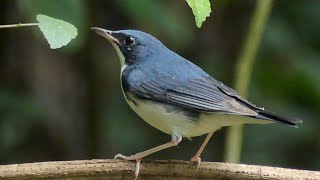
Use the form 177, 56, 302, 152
91, 27, 302, 178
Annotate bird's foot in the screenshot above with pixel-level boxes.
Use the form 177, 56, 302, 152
190, 156, 201, 172
114, 154, 142, 179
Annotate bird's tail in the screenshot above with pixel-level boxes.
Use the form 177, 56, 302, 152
254, 110, 303, 127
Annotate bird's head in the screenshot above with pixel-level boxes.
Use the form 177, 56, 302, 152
91, 27, 166, 67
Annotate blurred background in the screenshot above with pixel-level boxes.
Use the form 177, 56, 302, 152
0, 0, 319, 171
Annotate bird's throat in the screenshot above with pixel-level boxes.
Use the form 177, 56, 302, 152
111, 43, 126, 68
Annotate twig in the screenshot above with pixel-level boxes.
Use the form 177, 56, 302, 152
0, 23, 38, 29
225, 0, 274, 163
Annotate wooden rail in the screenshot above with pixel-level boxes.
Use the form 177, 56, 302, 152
0, 159, 319, 179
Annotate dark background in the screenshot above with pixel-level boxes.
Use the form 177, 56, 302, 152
0, 0, 319, 171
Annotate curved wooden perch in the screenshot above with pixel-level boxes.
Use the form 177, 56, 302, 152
0, 159, 319, 179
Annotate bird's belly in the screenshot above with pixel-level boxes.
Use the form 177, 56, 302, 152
127, 98, 196, 136
123, 93, 234, 137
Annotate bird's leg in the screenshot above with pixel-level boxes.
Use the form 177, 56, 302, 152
190, 131, 214, 171
114, 134, 182, 179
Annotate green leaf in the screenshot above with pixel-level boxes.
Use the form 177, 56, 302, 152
186, 0, 212, 28
36, 14, 78, 49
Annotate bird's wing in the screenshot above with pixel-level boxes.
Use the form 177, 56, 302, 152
129, 74, 259, 116
206, 77, 264, 111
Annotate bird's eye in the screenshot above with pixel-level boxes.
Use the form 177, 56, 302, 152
124, 36, 135, 46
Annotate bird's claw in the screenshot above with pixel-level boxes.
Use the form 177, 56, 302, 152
114, 153, 131, 160
114, 153, 142, 179
190, 156, 201, 172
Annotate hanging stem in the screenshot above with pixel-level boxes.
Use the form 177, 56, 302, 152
224, 0, 274, 163
0, 23, 38, 29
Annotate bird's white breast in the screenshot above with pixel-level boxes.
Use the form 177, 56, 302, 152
121, 92, 270, 138
125, 94, 200, 137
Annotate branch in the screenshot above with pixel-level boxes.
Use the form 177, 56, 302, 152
0, 159, 319, 179
0, 23, 38, 29
225, 0, 274, 163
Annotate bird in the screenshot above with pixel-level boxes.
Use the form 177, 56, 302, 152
91, 27, 302, 179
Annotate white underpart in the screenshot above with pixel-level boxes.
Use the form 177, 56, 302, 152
111, 42, 125, 67
112, 44, 270, 138
125, 95, 270, 138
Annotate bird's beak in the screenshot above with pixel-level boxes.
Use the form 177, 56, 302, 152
91, 27, 120, 45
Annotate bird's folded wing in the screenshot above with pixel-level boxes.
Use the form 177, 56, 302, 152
131, 76, 258, 116
207, 77, 264, 111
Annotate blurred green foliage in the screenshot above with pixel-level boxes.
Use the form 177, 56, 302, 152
116, 0, 192, 47
36, 14, 78, 49
0, 0, 319, 171
17, 0, 88, 51
186, 0, 211, 28
0, 90, 45, 162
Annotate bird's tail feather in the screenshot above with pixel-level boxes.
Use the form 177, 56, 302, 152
254, 110, 303, 127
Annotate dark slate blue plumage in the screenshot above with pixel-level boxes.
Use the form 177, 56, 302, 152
116, 30, 300, 126
95, 29, 301, 127
122, 48, 239, 112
